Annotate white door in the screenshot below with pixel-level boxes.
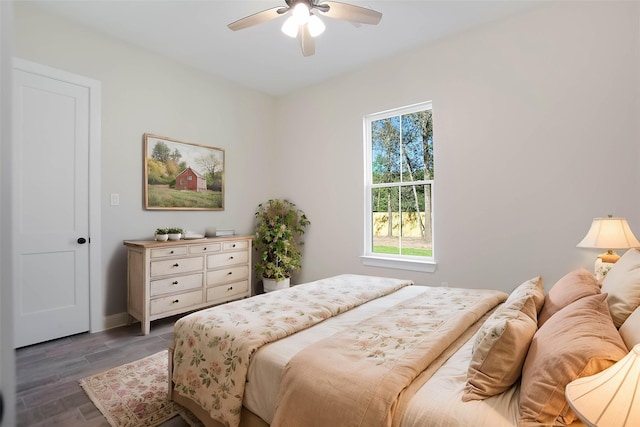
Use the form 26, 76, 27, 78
13, 62, 92, 348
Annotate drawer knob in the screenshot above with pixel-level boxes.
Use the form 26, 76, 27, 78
228, 286, 234, 291
172, 281, 179, 285
227, 271, 233, 276
172, 299, 179, 304
203, 247, 207, 251
229, 256, 234, 260
232, 244, 236, 247
173, 263, 179, 267
170, 250, 174, 254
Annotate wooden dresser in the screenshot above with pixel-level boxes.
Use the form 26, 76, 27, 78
124, 235, 253, 334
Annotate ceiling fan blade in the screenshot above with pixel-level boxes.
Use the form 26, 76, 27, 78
298, 24, 315, 57
318, 1, 382, 25
228, 7, 286, 31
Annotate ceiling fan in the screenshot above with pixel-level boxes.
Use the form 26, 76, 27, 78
227, 0, 382, 57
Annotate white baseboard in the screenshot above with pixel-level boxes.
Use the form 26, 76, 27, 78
98, 312, 130, 332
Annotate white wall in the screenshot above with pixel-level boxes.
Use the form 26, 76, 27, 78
13, 2, 277, 319
275, 1, 640, 292
11, 1, 640, 323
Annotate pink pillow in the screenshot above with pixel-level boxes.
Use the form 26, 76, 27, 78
537, 268, 600, 327
519, 293, 628, 426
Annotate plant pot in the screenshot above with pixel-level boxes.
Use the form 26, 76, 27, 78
263, 277, 290, 293
168, 233, 182, 241
155, 234, 169, 241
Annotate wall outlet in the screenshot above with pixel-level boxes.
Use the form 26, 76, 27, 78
110, 193, 120, 206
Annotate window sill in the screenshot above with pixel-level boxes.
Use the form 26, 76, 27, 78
360, 255, 437, 273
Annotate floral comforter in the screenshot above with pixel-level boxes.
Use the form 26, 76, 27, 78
271, 286, 507, 427
171, 274, 413, 427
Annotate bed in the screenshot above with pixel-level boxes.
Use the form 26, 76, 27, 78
169, 249, 640, 427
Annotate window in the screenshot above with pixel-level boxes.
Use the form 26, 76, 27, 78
362, 101, 435, 272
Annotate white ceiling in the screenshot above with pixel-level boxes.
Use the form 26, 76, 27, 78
29, 0, 541, 96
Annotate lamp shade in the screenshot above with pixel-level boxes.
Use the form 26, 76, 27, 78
307, 14, 325, 37
281, 16, 299, 38
577, 217, 640, 250
565, 344, 640, 427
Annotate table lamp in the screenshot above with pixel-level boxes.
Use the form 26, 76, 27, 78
565, 344, 640, 427
577, 216, 640, 278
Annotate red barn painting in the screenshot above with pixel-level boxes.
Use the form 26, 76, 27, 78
175, 167, 206, 192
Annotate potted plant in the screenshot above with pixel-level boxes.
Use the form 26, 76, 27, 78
254, 199, 310, 292
167, 227, 183, 241
155, 228, 169, 241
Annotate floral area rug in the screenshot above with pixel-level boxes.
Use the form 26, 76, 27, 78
79, 350, 203, 427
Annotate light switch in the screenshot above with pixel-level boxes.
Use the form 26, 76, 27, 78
110, 193, 120, 206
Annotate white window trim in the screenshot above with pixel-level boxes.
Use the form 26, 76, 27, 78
362, 101, 436, 272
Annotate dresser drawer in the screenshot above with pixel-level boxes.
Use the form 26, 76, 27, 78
150, 290, 202, 315
207, 280, 249, 302
207, 266, 249, 286
150, 256, 204, 277
207, 251, 248, 268
188, 243, 221, 254
223, 240, 249, 251
150, 273, 203, 297
150, 246, 187, 258
125, 236, 252, 335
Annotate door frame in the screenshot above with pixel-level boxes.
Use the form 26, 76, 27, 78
13, 58, 103, 334
1, 1, 15, 425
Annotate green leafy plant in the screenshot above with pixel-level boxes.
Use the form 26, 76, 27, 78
155, 228, 168, 235
254, 199, 310, 282
167, 227, 183, 234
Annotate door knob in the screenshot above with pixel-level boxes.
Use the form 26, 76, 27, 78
77, 237, 87, 244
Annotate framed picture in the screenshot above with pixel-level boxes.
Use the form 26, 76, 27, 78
143, 133, 224, 210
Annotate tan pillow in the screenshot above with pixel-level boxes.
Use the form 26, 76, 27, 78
601, 248, 640, 328
519, 293, 628, 427
619, 306, 640, 351
462, 309, 537, 401
537, 268, 600, 327
502, 276, 544, 319
472, 276, 543, 353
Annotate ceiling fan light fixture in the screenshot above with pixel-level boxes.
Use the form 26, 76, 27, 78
281, 16, 299, 38
228, 0, 383, 56
291, 3, 310, 25
308, 14, 325, 37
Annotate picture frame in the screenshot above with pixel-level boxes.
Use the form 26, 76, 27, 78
143, 133, 225, 210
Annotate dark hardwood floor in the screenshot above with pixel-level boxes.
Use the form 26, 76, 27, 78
16, 315, 191, 427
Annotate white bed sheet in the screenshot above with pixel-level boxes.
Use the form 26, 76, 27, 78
400, 337, 520, 427
243, 286, 523, 427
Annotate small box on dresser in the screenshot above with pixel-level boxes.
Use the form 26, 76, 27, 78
124, 235, 253, 335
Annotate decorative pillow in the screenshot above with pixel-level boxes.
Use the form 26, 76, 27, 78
619, 306, 640, 351
472, 276, 543, 353
502, 275, 545, 319
519, 293, 628, 426
462, 308, 537, 401
537, 268, 600, 327
601, 248, 640, 328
